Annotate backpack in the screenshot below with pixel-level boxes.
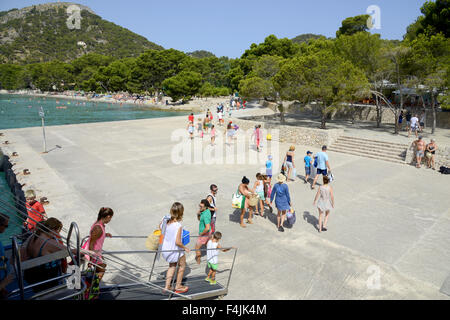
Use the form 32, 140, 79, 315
439, 166, 450, 175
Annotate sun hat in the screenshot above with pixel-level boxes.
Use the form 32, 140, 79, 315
277, 174, 287, 183
268, 155, 273, 160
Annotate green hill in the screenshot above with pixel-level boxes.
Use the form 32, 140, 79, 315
0, 2, 163, 64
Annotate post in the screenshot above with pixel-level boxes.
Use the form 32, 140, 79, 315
39, 107, 47, 153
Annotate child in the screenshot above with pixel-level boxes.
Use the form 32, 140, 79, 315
253, 173, 265, 217
197, 118, 204, 139
210, 125, 216, 146
24, 189, 47, 231
187, 122, 195, 140
263, 175, 273, 213
266, 155, 273, 179
205, 232, 232, 285
304, 151, 313, 184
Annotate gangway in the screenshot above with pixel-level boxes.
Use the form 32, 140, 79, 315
80, 235, 238, 300
0, 194, 237, 300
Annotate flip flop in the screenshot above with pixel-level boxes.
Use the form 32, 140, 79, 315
175, 286, 189, 294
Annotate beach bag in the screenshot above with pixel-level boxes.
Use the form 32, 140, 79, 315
182, 229, 190, 246
327, 172, 335, 182
266, 134, 272, 141
248, 194, 259, 207
232, 190, 244, 209
439, 166, 450, 175
145, 229, 161, 251
286, 209, 296, 226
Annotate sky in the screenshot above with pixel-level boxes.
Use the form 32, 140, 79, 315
0, 0, 426, 58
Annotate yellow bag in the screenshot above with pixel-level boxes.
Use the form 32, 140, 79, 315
266, 134, 272, 141
145, 230, 161, 251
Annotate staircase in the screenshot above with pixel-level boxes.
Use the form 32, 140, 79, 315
328, 136, 408, 164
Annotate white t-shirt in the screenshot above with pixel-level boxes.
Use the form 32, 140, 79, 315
207, 240, 219, 265
161, 221, 184, 263
218, 112, 223, 120
410, 117, 419, 128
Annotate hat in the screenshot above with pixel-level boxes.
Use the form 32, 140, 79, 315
418, 136, 423, 140
268, 155, 273, 160
277, 174, 287, 183
307, 151, 312, 155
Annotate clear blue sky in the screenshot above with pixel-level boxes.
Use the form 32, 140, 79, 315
1, 0, 426, 58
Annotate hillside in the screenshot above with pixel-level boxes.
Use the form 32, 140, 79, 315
0, 2, 164, 64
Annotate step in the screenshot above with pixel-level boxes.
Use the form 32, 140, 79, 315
337, 136, 409, 148
334, 138, 408, 152
331, 141, 407, 157
329, 144, 406, 160
328, 146, 406, 164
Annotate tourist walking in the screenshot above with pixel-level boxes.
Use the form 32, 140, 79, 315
304, 151, 313, 184
195, 199, 212, 264
283, 146, 296, 181
405, 110, 412, 131
426, 139, 438, 170
187, 122, 195, 140
420, 111, 426, 131
253, 173, 265, 217
226, 122, 234, 144
412, 136, 426, 168
263, 174, 273, 213
161, 202, 190, 294
197, 118, 204, 138
270, 174, 291, 232
238, 176, 254, 228
266, 155, 273, 179
205, 231, 232, 285
409, 114, 420, 138
82, 207, 114, 296
312, 146, 331, 190
206, 185, 218, 233
398, 111, 404, 131
313, 176, 335, 233
210, 125, 216, 146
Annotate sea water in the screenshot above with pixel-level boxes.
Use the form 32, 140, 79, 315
0, 171, 22, 245
0, 94, 188, 129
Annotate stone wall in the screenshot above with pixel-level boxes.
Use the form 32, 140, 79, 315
426, 110, 450, 129
230, 116, 344, 148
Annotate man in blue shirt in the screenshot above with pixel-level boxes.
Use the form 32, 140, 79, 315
312, 146, 331, 189
304, 151, 313, 184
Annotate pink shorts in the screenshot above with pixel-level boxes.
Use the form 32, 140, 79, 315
196, 234, 210, 246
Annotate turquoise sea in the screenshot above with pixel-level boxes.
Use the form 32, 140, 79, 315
0, 172, 22, 245
0, 94, 187, 130
0, 94, 188, 243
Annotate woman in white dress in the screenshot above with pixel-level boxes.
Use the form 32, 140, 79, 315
161, 202, 190, 293
313, 175, 334, 233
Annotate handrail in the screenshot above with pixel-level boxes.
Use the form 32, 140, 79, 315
67, 222, 80, 269
21, 250, 69, 271
12, 236, 24, 300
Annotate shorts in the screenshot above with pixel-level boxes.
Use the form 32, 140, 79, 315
411, 126, 418, 132
257, 191, 265, 201
208, 262, 218, 271
305, 167, 311, 175
196, 234, 211, 246
420, 122, 425, 127
286, 161, 293, 169
416, 151, 424, 157
406, 121, 411, 126
317, 168, 328, 176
